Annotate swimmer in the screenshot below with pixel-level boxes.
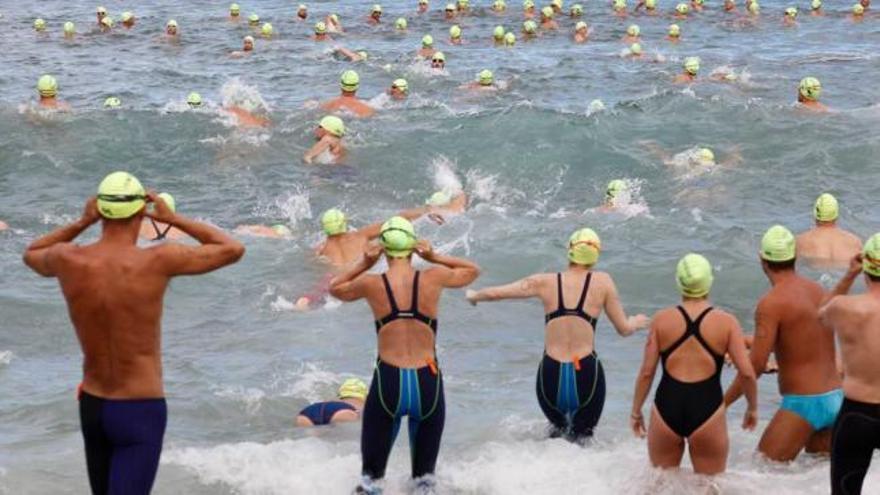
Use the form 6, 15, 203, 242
296, 379, 368, 426
419, 35, 437, 58
389, 79, 409, 100
797, 77, 827, 112
419, 0, 430, 14
599, 180, 627, 211
457, 0, 471, 14
431, 51, 447, 70
667, 24, 681, 42
229, 3, 241, 20
320, 70, 376, 118
425, 191, 467, 214
852, 3, 865, 19
329, 217, 480, 494
297, 4, 308, 20
313, 22, 331, 41
467, 229, 648, 441
22, 173, 243, 495
230, 35, 254, 57
522, 20, 539, 39
796, 193, 862, 267
335, 47, 369, 62
367, 5, 383, 25
138, 193, 186, 241
0, 220, 7, 231
675, 2, 690, 18
261, 23, 274, 39
444, 3, 457, 20
303, 116, 346, 164
96, 5, 107, 25
463, 70, 498, 91
624, 43, 644, 60
104, 97, 121, 109
100, 16, 114, 31
121, 12, 135, 28
631, 254, 757, 474
783, 7, 798, 25
614, 0, 629, 16
395, 18, 408, 31
524, 0, 537, 18
692, 0, 705, 11
820, 237, 880, 495
810, 0, 823, 15
326, 14, 343, 33
725, 226, 843, 461
623, 24, 641, 44
574, 21, 589, 43
540, 6, 559, 29
551, 0, 564, 14
724, 0, 737, 11
186, 92, 203, 108
36, 75, 70, 111
449, 25, 463, 44
248, 14, 260, 27
747, 1, 760, 15
34, 18, 46, 32
63, 21, 76, 38
861, 0, 870, 9
233, 224, 292, 239
674, 57, 700, 83
493, 0, 508, 13
223, 103, 270, 128
493, 26, 506, 45
570, 3, 584, 16
635, 0, 658, 13
504, 32, 517, 46
165, 19, 178, 37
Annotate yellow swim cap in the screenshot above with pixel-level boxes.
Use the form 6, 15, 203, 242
321, 209, 348, 235
572, 4, 584, 14
34, 18, 46, 31
676, 253, 714, 298
187, 92, 202, 107
552, 0, 564, 7
121, 12, 134, 23
799, 77, 821, 101
684, 56, 700, 75
357, 50, 369, 60
372, 4, 383, 13
330, 14, 339, 23
427, 191, 452, 206
315, 21, 327, 34
96, 172, 146, 220
542, 6, 554, 17
627, 24, 640, 37
853, 3, 865, 14
261, 23, 274, 37
524, 0, 535, 8
614, 0, 627, 10
37, 75, 58, 98
101, 16, 114, 28
432, 51, 446, 62
319, 115, 345, 137
64, 21, 76, 35
523, 20, 538, 33
811, 0, 822, 8
669, 24, 681, 37
504, 32, 516, 45
248, 13, 260, 24
494, 0, 508, 10
380, 216, 417, 258
785, 6, 798, 17
814, 193, 839, 222
645, 0, 657, 8
676, 2, 690, 13
104, 96, 121, 108
748, 1, 760, 13
478, 69, 494, 86
629, 43, 643, 56
338, 378, 368, 401
568, 228, 601, 266
340, 70, 359, 92
157, 192, 176, 213
422, 35, 434, 47
606, 179, 626, 203
761, 225, 796, 262
392, 78, 409, 93
97, 6, 108, 15
863, 234, 880, 277
576, 21, 588, 31
271, 224, 292, 237
450, 25, 462, 39
396, 17, 408, 30
697, 147, 714, 165
420, 0, 430, 4
230, 3, 241, 15
493, 26, 505, 40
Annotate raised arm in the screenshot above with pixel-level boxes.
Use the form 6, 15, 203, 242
725, 315, 758, 430
415, 240, 480, 288
23, 197, 101, 276
603, 275, 649, 336
358, 207, 444, 240
725, 300, 777, 406
630, 321, 661, 437
148, 194, 245, 276
821, 254, 862, 308
329, 243, 382, 301
466, 274, 544, 305
303, 138, 332, 164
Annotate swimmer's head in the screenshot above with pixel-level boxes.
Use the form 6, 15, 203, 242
357, 50, 368, 60
748, 1, 760, 13
314, 21, 327, 34
64, 21, 76, 35
811, 0, 822, 9
321, 208, 348, 236
627, 24, 640, 37
271, 224, 292, 237
697, 147, 715, 165
121, 12, 134, 25
478, 69, 494, 86
628, 43, 643, 56
101, 16, 114, 28
431, 51, 446, 68
450, 25, 462, 39
576, 21, 588, 32
760, 225, 796, 263
187, 92, 202, 107
34, 18, 46, 32
166, 19, 178, 34
541, 6, 554, 18
391, 78, 409, 96
230, 3, 240, 16
96, 172, 146, 220
799, 76, 821, 101
248, 13, 260, 25
524, 0, 536, 9
504, 32, 516, 45
422, 34, 434, 47
261, 23, 274, 37
156, 192, 176, 213
427, 191, 452, 207
614, 0, 627, 11
676, 2, 690, 14
862, 234, 880, 278
785, 6, 798, 18
329, 14, 339, 24
371, 4, 383, 17
676, 253, 714, 298
552, 0, 564, 8
571, 3, 584, 15
104, 96, 121, 108
494, 0, 508, 11
493, 26, 505, 40
853, 3, 865, 15
243, 35, 255, 49
37, 74, 58, 98
340, 70, 360, 92
395, 17, 408, 30
523, 20, 538, 34
568, 228, 601, 266
380, 216, 417, 258
298, 4, 308, 15
668, 24, 681, 37
319, 115, 346, 137
814, 193, 839, 222
96, 6, 108, 19
684, 56, 700, 75
420, 0, 430, 5
338, 378, 368, 401
445, 3, 457, 14
605, 179, 627, 205
459, 0, 470, 6
646, 0, 657, 9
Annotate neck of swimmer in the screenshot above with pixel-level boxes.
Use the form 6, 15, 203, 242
387, 256, 413, 272
815, 220, 837, 229
567, 262, 592, 273
766, 266, 797, 286
101, 217, 141, 245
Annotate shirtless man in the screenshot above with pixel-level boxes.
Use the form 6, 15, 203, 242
304, 116, 346, 164
320, 70, 376, 118
36, 75, 70, 111
798, 77, 828, 112
797, 193, 862, 267
417, 35, 436, 59
820, 237, 880, 494
22, 172, 244, 495
725, 225, 842, 461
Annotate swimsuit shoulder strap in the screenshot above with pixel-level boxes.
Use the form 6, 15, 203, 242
410, 271, 421, 313
381, 273, 400, 314
661, 306, 718, 363
690, 306, 724, 370
576, 272, 593, 312
555, 272, 566, 311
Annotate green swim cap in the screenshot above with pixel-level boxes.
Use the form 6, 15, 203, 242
422, 34, 434, 46
157, 192, 176, 213
814, 193, 839, 222
121, 12, 133, 22
372, 4, 383, 13
432, 51, 446, 62
524, 0, 535, 8
338, 378, 368, 401
575, 21, 588, 31
248, 13, 260, 24
261, 23, 274, 36
271, 224, 292, 237
341, 70, 360, 92
614, 0, 627, 10
676, 2, 690, 13
523, 20, 538, 34
552, 0, 564, 7
669, 24, 681, 37
321, 209, 348, 235
606, 179, 627, 203
420, 0, 430, 4
101, 16, 114, 28
629, 43, 643, 55
811, 0, 821, 9
187, 92, 202, 107
493, 26, 505, 40
697, 147, 715, 165
785, 7, 797, 17
748, 1, 760, 13
395, 17, 408, 30
542, 6, 554, 17
330, 14, 339, 23
761, 225, 796, 262
445, 3, 457, 11
357, 50, 369, 60
96, 172, 146, 220
64, 21, 76, 35
863, 234, 880, 277
315, 21, 327, 34
799, 77, 821, 101
37, 75, 57, 98
230, 3, 240, 14
645, 0, 657, 8
676, 253, 714, 298
97, 6, 108, 15
572, 4, 584, 14
104, 96, 121, 108
34, 18, 46, 31
459, 0, 470, 6
504, 32, 516, 45
627, 24, 640, 37
166, 19, 177, 28
478, 69, 494, 86
568, 228, 601, 266
450, 25, 462, 39
427, 191, 452, 206
380, 216, 417, 258
392, 78, 409, 93
853, 3, 865, 14
319, 115, 345, 137
494, 0, 508, 10
684, 56, 700, 75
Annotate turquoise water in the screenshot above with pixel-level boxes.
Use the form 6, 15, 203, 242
1, 1, 879, 493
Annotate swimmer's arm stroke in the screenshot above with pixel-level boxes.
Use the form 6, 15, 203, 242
603, 275, 649, 336
358, 207, 444, 240
303, 138, 332, 164
725, 300, 776, 406
725, 314, 759, 430
329, 243, 383, 301
415, 240, 480, 288
630, 322, 660, 438
23, 197, 101, 276
466, 275, 544, 304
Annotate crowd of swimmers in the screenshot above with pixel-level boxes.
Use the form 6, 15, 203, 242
10, 1, 880, 495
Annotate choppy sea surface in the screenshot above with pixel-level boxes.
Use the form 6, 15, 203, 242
1, 0, 879, 493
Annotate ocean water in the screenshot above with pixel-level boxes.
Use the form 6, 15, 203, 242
1, 0, 879, 493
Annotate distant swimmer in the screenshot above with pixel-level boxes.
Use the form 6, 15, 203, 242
524, 0, 537, 19
30, 18, 44, 33
493, 0, 508, 13
522, 20, 539, 39
796, 194, 862, 266
165, 19, 178, 38
674, 57, 700, 83
303, 115, 346, 165
810, 0, 823, 15
418, 35, 437, 59
457, 0, 472, 14
425, 191, 467, 214
623, 24, 641, 44
635, 0, 658, 14
783, 6, 798, 25
224, 103, 270, 128
233, 224, 292, 239
574, 21, 589, 43
675, 2, 690, 18
230, 35, 254, 57
725, 226, 842, 461
313, 21, 331, 41
463, 70, 498, 91
570, 3, 584, 16
852, 3, 865, 19
449, 25, 463, 44
444, 3, 458, 20
692, 0, 706, 12
820, 236, 880, 495
613, 0, 629, 16
335, 47, 369, 62
431, 51, 447, 71
229, 3, 241, 20
623, 43, 645, 60
467, 229, 648, 441
798, 77, 828, 112
667, 24, 681, 42
540, 7, 559, 29
321, 70, 376, 118
631, 254, 757, 474
186, 92, 203, 109
551, 0, 564, 14
96, 5, 108, 25
63, 21, 76, 38
724, 0, 737, 11
395, 18, 408, 32
99, 16, 114, 31
599, 180, 627, 212
493, 26, 505, 45
367, 5, 383, 25
121, 11, 135, 28
329, 217, 480, 494
326, 14, 343, 33
297, 4, 308, 20
22, 172, 244, 495
248, 14, 260, 27
260, 23, 274, 39
36, 75, 70, 111
296, 379, 367, 427
388, 78, 409, 100
138, 193, 186, 241
418, 0, 430, 14
504, 32, 517, 46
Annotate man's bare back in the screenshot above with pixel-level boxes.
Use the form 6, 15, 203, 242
797, 226, 862, 266
320, 96, 375, 118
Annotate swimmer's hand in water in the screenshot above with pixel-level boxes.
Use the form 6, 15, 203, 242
427, 212, 446, 225
145, 191, 176, 224
415, 239, 436, 262
630, 412, 646, 438
465, 289, 478, 306
743, 409, 758, 431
